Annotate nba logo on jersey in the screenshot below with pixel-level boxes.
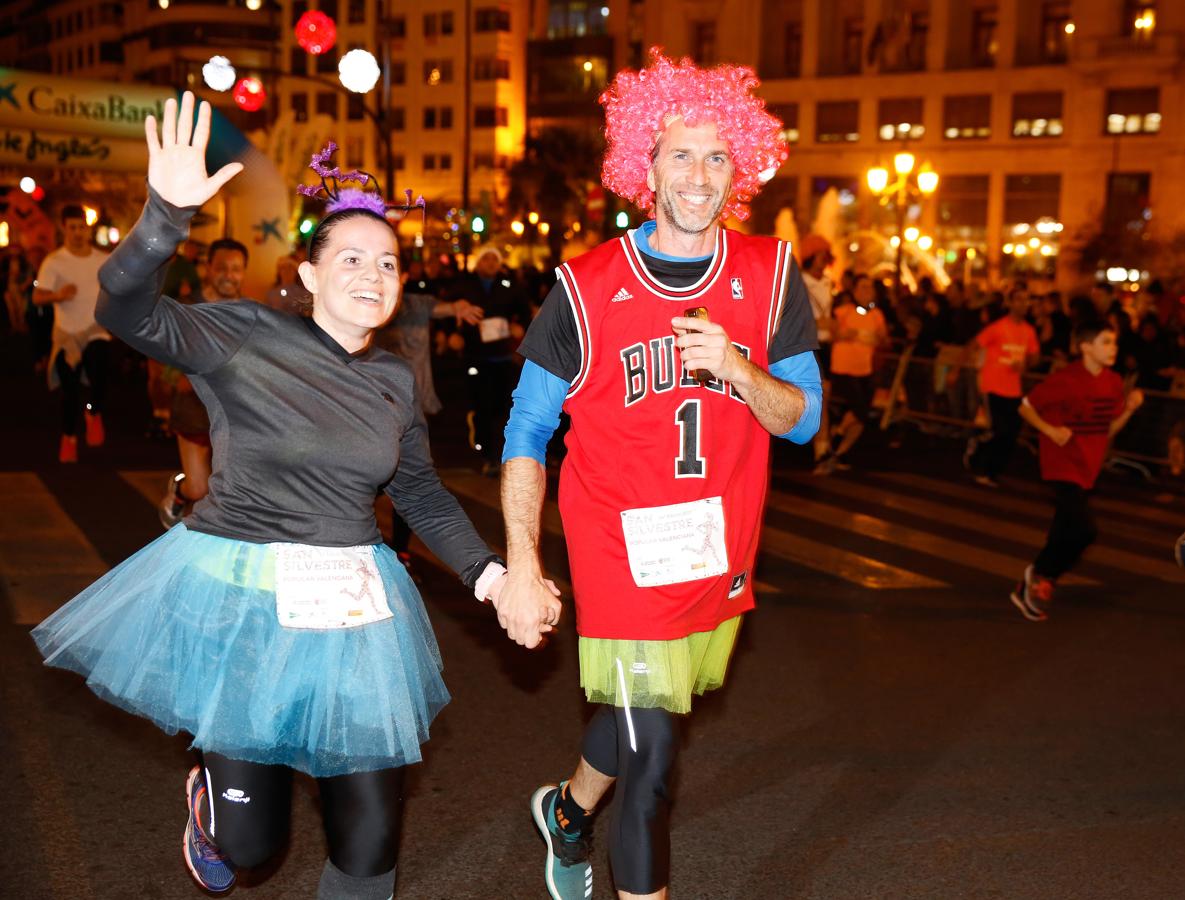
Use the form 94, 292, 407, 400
730, 277, 744, 299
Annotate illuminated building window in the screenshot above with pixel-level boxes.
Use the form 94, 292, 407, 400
1012, 91, 1063, 138
943, 95, 991, 140
1122, 1, 1156, 39
1105, 88, 1160, 135
423, 59, 454, 84
816, 100, 860, 144
878, 97, 924, 141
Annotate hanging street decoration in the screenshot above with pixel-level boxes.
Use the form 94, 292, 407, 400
233, 77, 267, 112
338, 49, 380, 93
202, 56, 236, 92
295, 10, 337, 56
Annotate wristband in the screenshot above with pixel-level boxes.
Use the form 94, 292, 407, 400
474, 561, 508, 603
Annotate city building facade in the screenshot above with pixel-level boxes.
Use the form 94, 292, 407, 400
529, 0, 1185, 290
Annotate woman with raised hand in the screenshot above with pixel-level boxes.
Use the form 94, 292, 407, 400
32, 92, 541, 898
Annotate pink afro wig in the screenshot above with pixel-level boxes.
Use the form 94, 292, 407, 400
599, 48, 789, 222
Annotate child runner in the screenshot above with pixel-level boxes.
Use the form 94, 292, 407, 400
1010, 320, 1143, 621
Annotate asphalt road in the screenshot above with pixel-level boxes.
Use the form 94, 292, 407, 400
2, 337, 1183, 899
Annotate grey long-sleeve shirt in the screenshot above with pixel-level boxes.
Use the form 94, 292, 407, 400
97, 189, 494, 586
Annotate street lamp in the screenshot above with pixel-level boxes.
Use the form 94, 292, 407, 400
867, 152, 939, 298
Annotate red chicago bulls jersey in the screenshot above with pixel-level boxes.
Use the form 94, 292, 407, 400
556, 227, 794, 640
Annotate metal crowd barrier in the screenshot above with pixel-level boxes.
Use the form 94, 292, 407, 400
870, 345, 1185, 479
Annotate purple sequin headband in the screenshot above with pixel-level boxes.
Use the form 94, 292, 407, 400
296, 141, 426, 218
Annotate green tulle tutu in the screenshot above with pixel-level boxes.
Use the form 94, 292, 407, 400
578, 616, 742, 714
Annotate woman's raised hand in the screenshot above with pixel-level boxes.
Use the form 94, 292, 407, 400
145, 92, 243, 208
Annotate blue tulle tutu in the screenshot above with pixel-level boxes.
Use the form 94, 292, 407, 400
31, 525, 449, 777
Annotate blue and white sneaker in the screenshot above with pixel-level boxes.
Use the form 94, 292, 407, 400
183, 766, 236, 893
531, 783, 593, 900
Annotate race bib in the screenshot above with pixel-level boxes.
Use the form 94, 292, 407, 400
620, 497, 729, 588
273, 544, 392, 630
479, 316, 510, 343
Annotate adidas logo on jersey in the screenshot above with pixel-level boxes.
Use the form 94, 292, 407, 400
610, 287, 633, 302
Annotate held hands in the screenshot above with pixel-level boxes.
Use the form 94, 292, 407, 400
60, 283, 78, 301
672, 316, 745, 383
145, 92, 243, 209
490, 568, 563, 649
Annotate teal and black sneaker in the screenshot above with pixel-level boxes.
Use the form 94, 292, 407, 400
183, 766, 236, 893
530, 783, 593, 900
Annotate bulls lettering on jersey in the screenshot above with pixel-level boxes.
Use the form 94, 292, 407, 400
551, 227, 795, 640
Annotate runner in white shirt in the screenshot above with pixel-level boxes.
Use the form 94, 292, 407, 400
33, 204, 110, 463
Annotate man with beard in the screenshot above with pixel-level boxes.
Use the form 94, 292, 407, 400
493, 51, 821, 899
159, 238, 251, 526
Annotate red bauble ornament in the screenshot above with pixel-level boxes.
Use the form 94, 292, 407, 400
233, 77, 266, 112
295, 10, 337, 55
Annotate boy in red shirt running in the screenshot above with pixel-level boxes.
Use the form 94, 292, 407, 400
1010, 321, 1143, 621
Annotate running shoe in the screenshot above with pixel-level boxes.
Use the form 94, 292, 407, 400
84, 409, 105, 447
974, 474, 999, 489
183, 766, 236, 893
58, 435, 78, 464
1009, 566, 1048, 622
159, 473, 188, 530
531, 784, 593, 900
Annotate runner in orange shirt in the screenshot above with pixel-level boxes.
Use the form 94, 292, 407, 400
816, 275, 887, 473
965, 287, 1040, 487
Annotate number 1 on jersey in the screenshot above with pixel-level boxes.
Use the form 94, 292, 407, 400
675, 399, 705, 478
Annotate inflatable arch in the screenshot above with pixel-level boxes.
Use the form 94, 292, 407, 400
0, 68, 288, 298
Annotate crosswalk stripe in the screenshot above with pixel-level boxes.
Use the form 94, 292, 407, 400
441, 469, 943, 591
765, 490, 1096, 586
758, 524, 946, 589
438, 469, 794, 593
877, 471, 1177, 542
0, 472, 109, 625
797, 473, 1185, 583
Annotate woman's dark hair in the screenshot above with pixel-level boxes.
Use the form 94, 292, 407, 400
306, 208, 392, 265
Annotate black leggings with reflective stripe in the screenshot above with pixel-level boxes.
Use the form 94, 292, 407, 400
581, 705, 680, 895
198, 752, 404, 877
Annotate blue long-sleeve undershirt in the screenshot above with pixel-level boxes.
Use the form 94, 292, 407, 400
502, 353, 822, 465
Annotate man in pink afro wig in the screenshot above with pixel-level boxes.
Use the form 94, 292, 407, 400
496, 47, 822, 900
600, 47, 790, 223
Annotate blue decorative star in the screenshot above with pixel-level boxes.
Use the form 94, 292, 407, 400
253, 217, 282, 242
0, 83, 17, 110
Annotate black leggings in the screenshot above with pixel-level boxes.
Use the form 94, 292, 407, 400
971, 393, 1023, 479
198, 752, 404, 877
53, 341, 109, 436
1034, 481, 1097, 580
581, 705, 680, 895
